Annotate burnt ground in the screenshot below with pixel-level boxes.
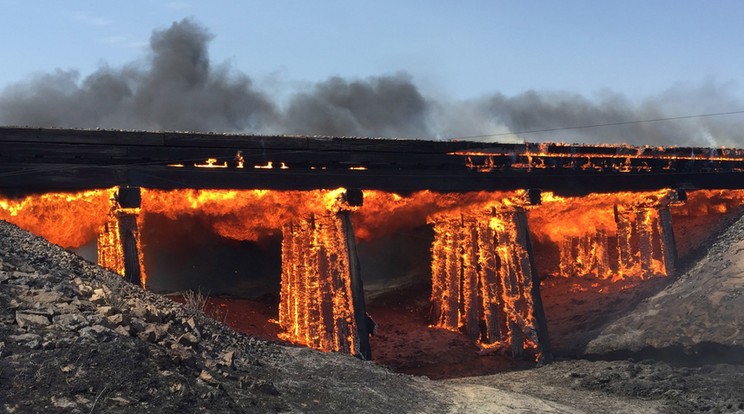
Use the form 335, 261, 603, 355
4, 217, 744, 413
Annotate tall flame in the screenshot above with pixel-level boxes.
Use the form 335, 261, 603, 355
0, 189, 113, 248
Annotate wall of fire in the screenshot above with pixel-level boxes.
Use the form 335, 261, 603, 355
2, 187, 744, 360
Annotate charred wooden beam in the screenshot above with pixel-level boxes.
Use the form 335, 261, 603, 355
658, 206, 678, 275
118, 212, 142, 286
339, 209, 372, 360
514, 210, 552, 363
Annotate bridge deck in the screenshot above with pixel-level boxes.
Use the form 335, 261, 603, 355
1, 127, 744, 195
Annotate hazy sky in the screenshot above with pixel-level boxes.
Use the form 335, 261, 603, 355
2, 1, 744, 144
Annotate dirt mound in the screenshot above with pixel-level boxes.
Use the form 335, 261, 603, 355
586, 210, 744, 356
0, 221, 444, 413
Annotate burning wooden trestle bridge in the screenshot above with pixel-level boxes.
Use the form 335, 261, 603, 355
3, 126, 744, 363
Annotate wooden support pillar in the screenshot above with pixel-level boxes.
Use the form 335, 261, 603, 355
461, 219, 481, 339
97, 186, 144, 287
514, 210, 552, 363
430, 225, 446, 326
658, 205, 677, 276
614, 192, 678, 278
636, 209, 653, 277
339, 209, 372, 360
429, 203, 551, 364
615, 205, 635, 275
478, 221, 502, 344
117, 212, 142, 286
594, 230, 611, 278
495, 224, 525, 358
559, 238, 576, 276
278, 190, 371, 360
445, 221, 461, 330
117, 187, 143, 287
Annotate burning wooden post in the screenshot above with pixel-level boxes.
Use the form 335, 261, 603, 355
556, 190, 680, 280
278, 190, 372, 359
97, 186, 145, 287
614, 204, 637, 276
613, 191, 679, 279
338, 208, 372, 359
429, 200, 551, 363
559, 230, 611, 278
279, 215, 353, 353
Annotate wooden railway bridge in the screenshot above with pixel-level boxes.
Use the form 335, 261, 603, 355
3, 126, 744, 362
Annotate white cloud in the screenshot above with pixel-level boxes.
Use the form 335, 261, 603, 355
164, 2, 192, 11
97, 36, 147, 49
69, 11, 111, 27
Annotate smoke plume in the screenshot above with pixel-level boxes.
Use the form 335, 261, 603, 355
283, 75, 431, 138
0, 19, 278, 133
0, 18, 742, 147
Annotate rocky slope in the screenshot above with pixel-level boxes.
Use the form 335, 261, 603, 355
0, 221, 444, 413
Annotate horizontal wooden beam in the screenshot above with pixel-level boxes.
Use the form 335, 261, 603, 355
3, 126, 744, 195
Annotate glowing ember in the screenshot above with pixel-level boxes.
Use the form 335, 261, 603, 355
195, 158, 228, 168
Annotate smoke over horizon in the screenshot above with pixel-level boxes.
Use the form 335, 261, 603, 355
1, 18, 742, 147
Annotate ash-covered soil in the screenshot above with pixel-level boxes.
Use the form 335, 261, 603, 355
3, 217, 744, 413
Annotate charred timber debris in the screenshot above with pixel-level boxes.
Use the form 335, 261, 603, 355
2, 126, 744, 195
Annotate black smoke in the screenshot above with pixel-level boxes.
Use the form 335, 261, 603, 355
283, 75, 431, 138
0, 18, 742, 147
0, 19, 278, 132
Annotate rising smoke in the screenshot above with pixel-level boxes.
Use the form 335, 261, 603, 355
0, 19, 278, 133
0, 18, 741, 147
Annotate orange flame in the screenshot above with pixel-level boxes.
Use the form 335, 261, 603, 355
4, 185, 744, 358
0, 189, 113, 248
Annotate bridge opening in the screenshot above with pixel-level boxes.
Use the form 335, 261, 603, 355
1, 188, 744, 377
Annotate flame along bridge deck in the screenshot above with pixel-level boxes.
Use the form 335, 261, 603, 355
2, 126, 744, 195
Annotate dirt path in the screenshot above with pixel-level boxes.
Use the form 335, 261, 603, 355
434, 382, 578, 413
440, 366, 664, 414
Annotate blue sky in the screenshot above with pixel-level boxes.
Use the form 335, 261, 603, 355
1, 1, 744, 144
3, 1, 742, 100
